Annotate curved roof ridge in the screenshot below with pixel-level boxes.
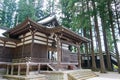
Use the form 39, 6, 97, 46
37, 13, 59, 26
38, 14, 56, 24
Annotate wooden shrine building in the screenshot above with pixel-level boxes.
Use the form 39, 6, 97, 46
0, 15, 90, 75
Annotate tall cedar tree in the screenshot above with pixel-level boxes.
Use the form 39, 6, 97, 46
17, 0, 36, 23
98, 0, 112, 71
92, 0, 106, 73
86, 0, 97, 71
108, 0, 120, 73
1, 0, 16, 28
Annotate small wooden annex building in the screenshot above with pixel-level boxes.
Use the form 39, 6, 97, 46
0, 15, 90, 75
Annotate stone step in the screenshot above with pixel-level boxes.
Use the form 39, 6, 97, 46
77, 75, 97, 80
68, 70, 97, 80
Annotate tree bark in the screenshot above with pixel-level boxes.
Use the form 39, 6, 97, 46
86, 0, 97, 71
100, 16, 112, 71
90, 27, 97, 71
114, 0, 120, 36
83, 28, 90, 68
108, 0, 120, 73
92, 0, 106, 73
98, 1, 113, 71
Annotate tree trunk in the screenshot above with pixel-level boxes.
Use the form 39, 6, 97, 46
100, 14, 112, 71
83, 28, 90, 68
86, 0, 97, 71
92, 0, 106, 73
90, 27, 97, 71
114, 0, 120, 36
97, 0, 113, 71
108, 0, 120, 73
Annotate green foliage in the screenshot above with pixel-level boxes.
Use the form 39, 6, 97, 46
35, 0, 48, 20
0, 0, 16, 28
17, 0, 36, 23
60, 0, 92, 33
0, 0, 55, 27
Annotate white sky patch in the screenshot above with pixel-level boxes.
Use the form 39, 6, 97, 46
117, 36, 120, 53
0, 29, 6, 37
15, 0, 19, 3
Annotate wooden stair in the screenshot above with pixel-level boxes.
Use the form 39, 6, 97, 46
68, 70, 97, 80
47, 64, 56, 71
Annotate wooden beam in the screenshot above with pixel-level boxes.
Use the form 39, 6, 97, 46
2, 41, 6, 56
31, 32, 34, 57
22, 35, 25, 58
38, 64, 41, 74
46, 35, 49, 62
18, 64, 21, 75
35, 34, 54, 41
10, 25, 30, 35
30, 29, 37, 57
76, 43, 82, 69
0, 37, 20, 43
11, 65, 14, 75
56, 35, 62, 70
6, 65, 9, 75
26, 63, 30, 75
61, 40, 79, 47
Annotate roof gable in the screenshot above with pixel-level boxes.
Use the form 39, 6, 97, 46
4, 18, 48, 38
3, 17, 90, 43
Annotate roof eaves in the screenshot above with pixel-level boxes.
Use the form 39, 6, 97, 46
61, 26, 91, 42
3, 18, 31, 36
0, 37, 21, 43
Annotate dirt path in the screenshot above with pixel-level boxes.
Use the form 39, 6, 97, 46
87, 72, 120, 80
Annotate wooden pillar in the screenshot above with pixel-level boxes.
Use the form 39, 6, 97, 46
2, 41, 6, 56
38, 64, 40, 74
46, 35, 49, 62
11, 65, 14, 75
30, 29, 36, 58
85, 43, 90, 68
31, 32, 34, 57
77, 43, 81, 69
18, 65, 21, 75
26, 63, 30, 75
22, 35, 25, 58
6, 65, 9, 75
56, 35, 62, 70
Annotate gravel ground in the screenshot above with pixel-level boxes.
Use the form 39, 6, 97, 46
87, 72, 120, 80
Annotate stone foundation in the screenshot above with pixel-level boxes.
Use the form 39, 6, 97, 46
3, 69, 97, 80
3, 74, 47, 80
